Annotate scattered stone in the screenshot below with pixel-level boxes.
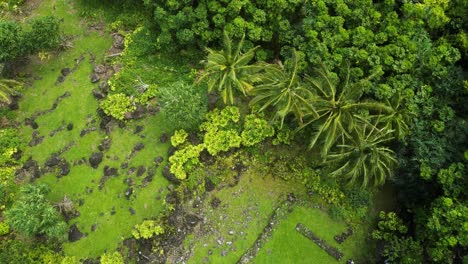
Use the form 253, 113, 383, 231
31, 120, 39, 129
78, 199, 84, 206
67, 123, 74, 131
92, 89, 105, 99
121, 162, 128, 169
226, 241, 233, 245
125, 187, 133, 199
334, 227, 353, 244
136, 166, 146, 177
98, 138, 111, 152
205, 178, 215, 192
89, 152, 103, 169
45, 154, 61, 167
124, 178, 134, 186
29, 131, 44, 147
159, 133, 169, 143
296, 223, 343, 261
228, 230, 235, 235
68, 224, 84, 242
162, 165, 180, 184
134, 125, 144, 134
210, 197, 221, 209
56, 75, 65, 83
91, 224, 97, 232
113, 34, 125, 49
133, 143, 145, 152
98, 81, 109, 93
154, 156, 163, 167
90, 73, 100, 83
59, 161, 71, 176
110, 206, 116, 215
103, 166, 118, 177
185, 214, 200, 227
208, 250, 213, 255
221, 250, 228, 257
127, 167, 137, 175
93, 64, 107, 74
61, 67, 71, 76
129, 207, 136, 215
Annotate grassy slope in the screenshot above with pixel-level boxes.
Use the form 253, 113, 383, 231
16, 0, 172, 259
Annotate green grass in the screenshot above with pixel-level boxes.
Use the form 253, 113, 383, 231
254, 205, 370, 264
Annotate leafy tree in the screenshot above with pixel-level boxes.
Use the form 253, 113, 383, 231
250, 50, 315, 127
326, 123, 397, 188
5, 183, 67, 240
198, 32, 261, 104
158, 81, 207, 131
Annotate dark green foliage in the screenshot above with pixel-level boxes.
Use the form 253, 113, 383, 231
0, 239, 60, 264
158, 81, 207, 131
5, 184, 67, 240
0, 16, 61, 63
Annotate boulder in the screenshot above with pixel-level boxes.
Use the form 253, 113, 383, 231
61, 68, 71, 76
136, 165, 146, 177
59, 161, 71, 176
92, 89, 105, 99
68, 224, 84, 242
93, 64, 107, 74
90, 73, 100, 83
67, 123, 74, 131
162, 165, 180, 184
154, 156, 164, 166
133, 143, 145, 152
45, 154, 61, 167
89, 152, 103, 169
103, 166, 118, 177
124, 187, 133, 199
113, 34, 125, 49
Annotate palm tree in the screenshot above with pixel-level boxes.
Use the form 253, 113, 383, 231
198, 32, 262, 105
0, 78, 21, 104
380, 93, 411, 141
250, 50, 317, 127
326, 123, 398, 188
302, 64, 392, 157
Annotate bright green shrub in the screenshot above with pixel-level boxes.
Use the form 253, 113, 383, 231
60, 256, 78, 264
241, 114, 274, 147
169, 144, 204, 180
0, 222, 9, 235
100, 93, 136, 120
171, 129, 188, 147
132, 220, 164, 239
100, 252, 124, 264
204, 129, 241, 156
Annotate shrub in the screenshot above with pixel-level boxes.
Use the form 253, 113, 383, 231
100, 93, 136, 120
171, 129, 188, 147
158, 81, 207, 131
241, 114, 274, 147
132, 220, 164, 239
0, 221, 9, 235
100, 252, 124, 264
169, 144, 204, 180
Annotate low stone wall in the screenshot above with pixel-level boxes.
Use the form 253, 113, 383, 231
296, 223, 343, 261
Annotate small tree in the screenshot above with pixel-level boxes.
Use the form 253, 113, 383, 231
5, 183, 67, 240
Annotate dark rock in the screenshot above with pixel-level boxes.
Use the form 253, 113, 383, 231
98, 138, 111, 152
31, 120, 38, 129
154, 156, 164, 166
162, 165, 180, 184
9, 100, 19, 110
185, 214, 199, 226
159, 133, 169, 143
127, 167, 137, 175
89, 152, 103, 169
113, 34, 125, 49
29, 131, 44, 147
134, 125, 144, 134
205, 178, 215, 192
168, 146, 176, 157
133, 143, 145, 152
59, 161, 71, 176
121, 162, 128, 169
91, 224, 97, 232
129, 207, 136, 215
98, 81, 109, 93
45, 154, 61, 167
56, 75, 65, 83
210, 197, 221, 209
92, 89, 105, 99
68, 224, 84, 242
188, 133, 201, 145
110, 206, 116, 215
165, 191, 179, 204
125, 187, 133, 199
67, 123, 74, 131
90, 73, 100, 83
124, 177, 134, 186
136, 166, 146, 177
78, 199, 84, 206
61, 68, 71, 76
103, 166, 118, 177
93, 64, 106, 74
